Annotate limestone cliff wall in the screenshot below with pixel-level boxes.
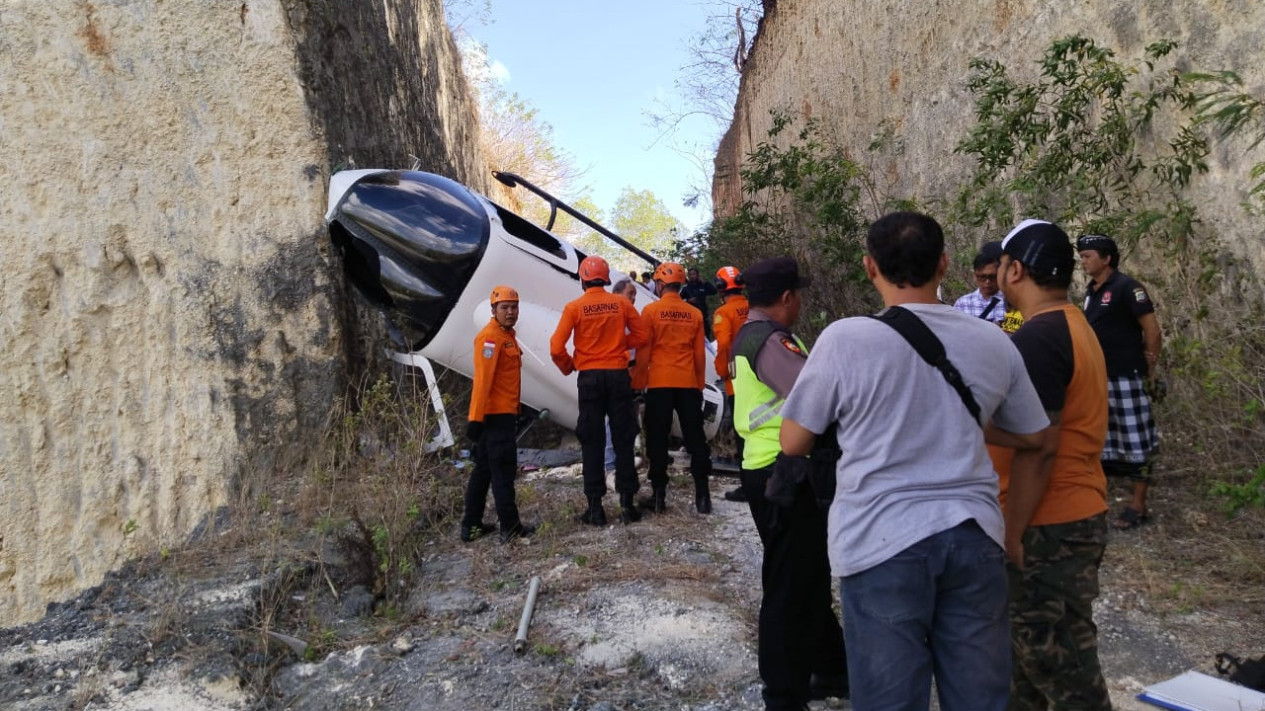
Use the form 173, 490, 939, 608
715, 0, 1265, 268
0, 0, 485, 625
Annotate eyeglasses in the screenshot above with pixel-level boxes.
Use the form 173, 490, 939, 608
974, 273, 998, 283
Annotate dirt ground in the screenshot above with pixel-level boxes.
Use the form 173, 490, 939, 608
1, 458, 1262, 711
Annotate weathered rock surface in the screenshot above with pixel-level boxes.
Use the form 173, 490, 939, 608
0, 0, 486, 625
715, 0, 1265, 269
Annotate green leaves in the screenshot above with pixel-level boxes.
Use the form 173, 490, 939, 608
1186, 70, 1265, 209
953, 35, 1208, 253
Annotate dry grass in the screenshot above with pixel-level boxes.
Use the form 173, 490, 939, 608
1101, 461, 1265, 643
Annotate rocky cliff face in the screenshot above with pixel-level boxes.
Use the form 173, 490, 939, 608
715, 0, 1265, 268
0, 0, 485, 625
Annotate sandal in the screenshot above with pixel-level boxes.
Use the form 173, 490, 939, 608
1113, 507, 1150, 530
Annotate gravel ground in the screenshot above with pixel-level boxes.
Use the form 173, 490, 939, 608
1, 464, 1260, 711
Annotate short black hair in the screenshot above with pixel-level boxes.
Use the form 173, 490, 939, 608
582, 279, 607, 289
973, 253, 999, 270
866, 212, 944, 288
747, 289, 780, 308
1092, 247, 1119, 269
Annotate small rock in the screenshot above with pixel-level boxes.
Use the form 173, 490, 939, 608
588, 703, 616, 711
53, 668, 65, 679
391, 636, 415, 655
341, 586, 375, 618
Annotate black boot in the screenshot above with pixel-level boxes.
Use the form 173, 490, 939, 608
499, 522, 537, 544
459, 521, 498, 542
652, 486, 666, 514
620, 493, 641, 524
579, 497, 607, 527
694, 479, 713, 515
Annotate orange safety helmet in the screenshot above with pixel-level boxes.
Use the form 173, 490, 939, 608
653, 262, 687, 285
714, 266, 744, 292
490, 285, 519, 305
578, 255, 611, 285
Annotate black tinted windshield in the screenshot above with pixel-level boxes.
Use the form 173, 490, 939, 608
329, 171, 490, 348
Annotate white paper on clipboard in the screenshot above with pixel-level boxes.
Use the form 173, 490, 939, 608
1138, 671, 1265, 711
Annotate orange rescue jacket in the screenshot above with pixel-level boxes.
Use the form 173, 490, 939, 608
633, 291, 706, 390
712, 294, 749, 395
550, 286, 649, 375
469, 319, 521, 421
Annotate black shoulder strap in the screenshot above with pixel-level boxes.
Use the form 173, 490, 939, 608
979, 296, 1000, 320
733, 319, 789, 377
867, 306, 982, 426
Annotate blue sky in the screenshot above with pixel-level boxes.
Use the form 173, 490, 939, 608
465, 0, 730, 233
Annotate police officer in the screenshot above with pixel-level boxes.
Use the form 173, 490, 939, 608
634, 262, 714, 514
461, 286, 536, 543
551, 256, 649, 526
712, 265, 750, 502
733, 257, 848, 710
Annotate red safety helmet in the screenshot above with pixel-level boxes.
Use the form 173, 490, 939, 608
490, 285, 519, 305
578, 255, 611, 285
714, 266, 744, 292
653, 262, 686, 285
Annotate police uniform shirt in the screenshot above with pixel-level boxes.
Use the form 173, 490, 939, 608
1083, 271, 1154, 377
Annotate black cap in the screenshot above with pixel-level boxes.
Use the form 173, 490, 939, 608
1001, 220, 1075, 277
741, 257, 811, 297
1075, 234, 1118, 253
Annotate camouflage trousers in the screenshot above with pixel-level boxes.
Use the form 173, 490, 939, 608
1007, 513, 1112, 711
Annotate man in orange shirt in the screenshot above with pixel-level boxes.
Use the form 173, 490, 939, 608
712, 265, 750, 503
634, 262, 715, 514
551, 256, 650, 526
462, 286, 536, 544
988, 220, 1112, 709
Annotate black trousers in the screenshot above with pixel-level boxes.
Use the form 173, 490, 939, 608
722, 393, 745, 463
577, 369, 639, 498
741, 465, 848, 710
462, 414, 521, 529
644, 387, 713, 491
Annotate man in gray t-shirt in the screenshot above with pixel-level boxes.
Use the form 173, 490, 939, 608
780, 212, 1048, 711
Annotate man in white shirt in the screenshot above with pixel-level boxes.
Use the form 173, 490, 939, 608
953, 241, 1007, 325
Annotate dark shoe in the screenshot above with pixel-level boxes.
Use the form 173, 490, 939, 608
459, 521, 497, 542
579, 498, 607, 527
651, 487, 666, 514
1113, 506, 1150, 530
695, 494, 713, 515
620, 494, 642, 524
722, 486, 747, 502
500, 522, 536, 543
809, 672, 850, 700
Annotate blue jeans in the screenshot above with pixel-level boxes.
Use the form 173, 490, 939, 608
840, 520, 1010, 711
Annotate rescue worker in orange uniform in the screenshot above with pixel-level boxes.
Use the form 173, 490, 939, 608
462, 286, 535, 543
633, 262, 715, 514
551, 255, 650, 526
712, 265, 750, 502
